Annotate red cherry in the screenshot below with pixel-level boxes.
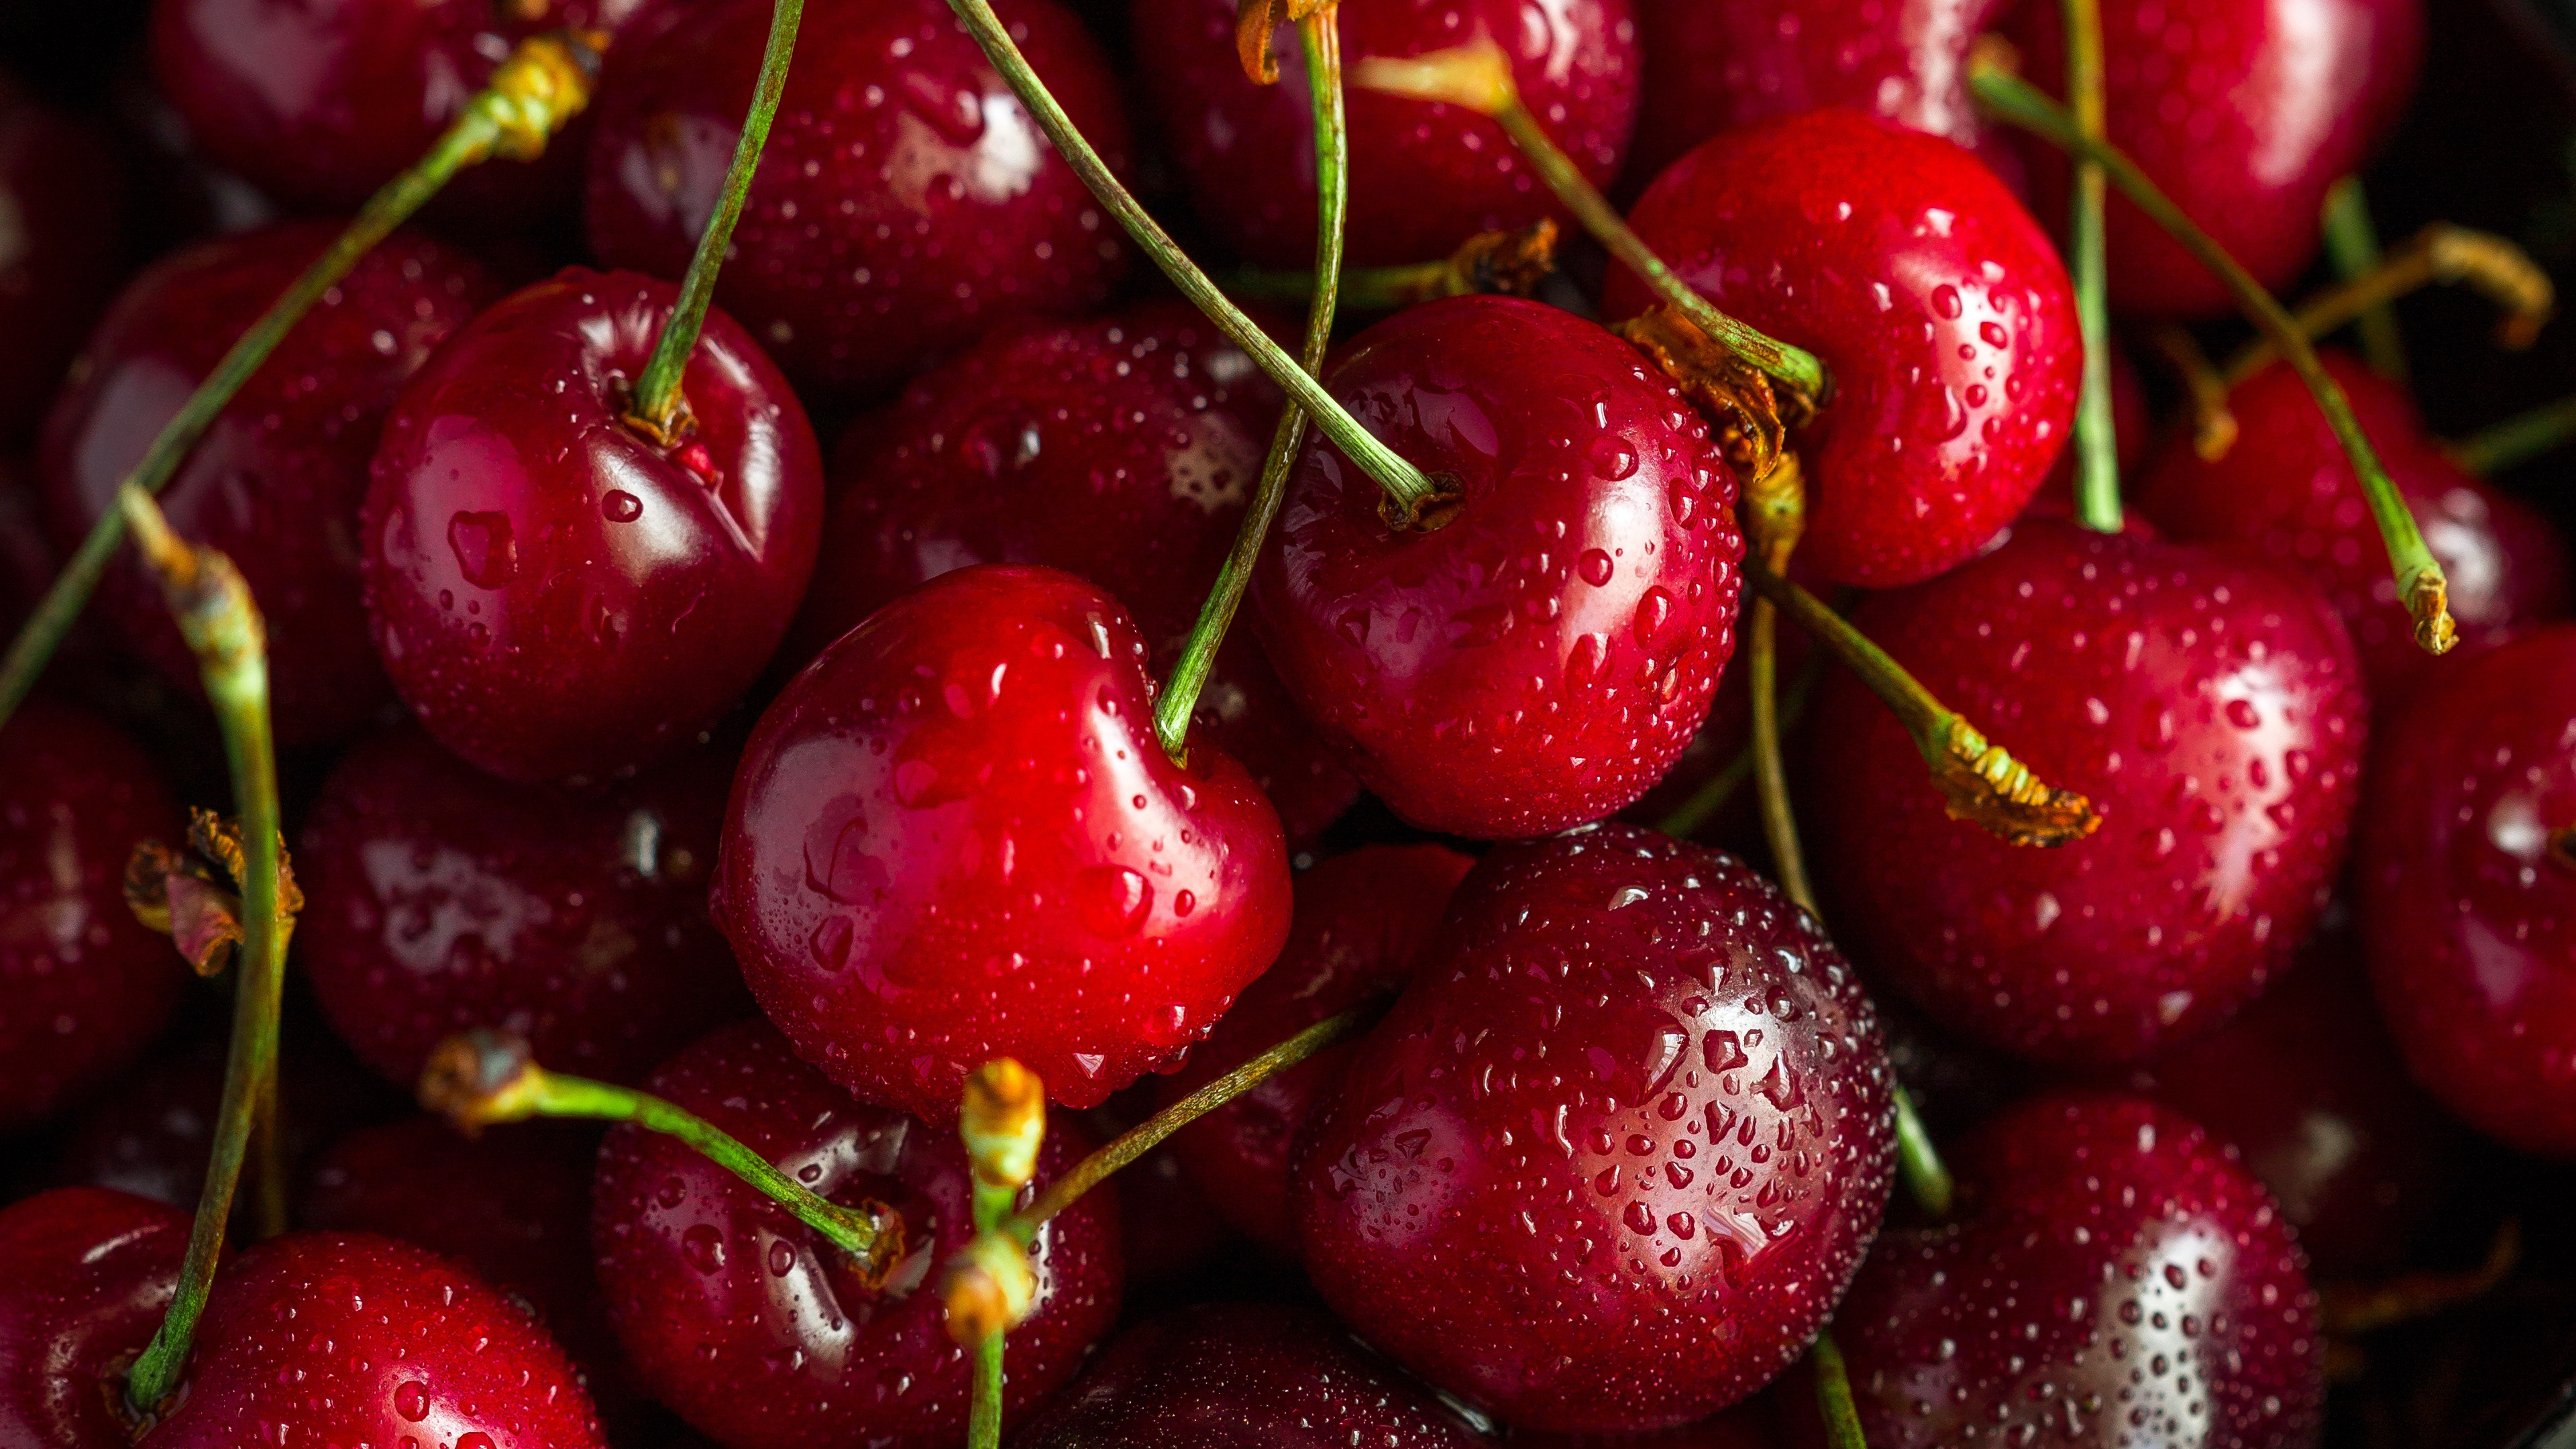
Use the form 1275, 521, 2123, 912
2140, 350, 2570, 700
1607, 109, 2082, 588
1295, 824, 1894, 1432
0, 76, 124, 449
2355, 624, 2576, 1156
584, 0, 1132, 403
1076, 1085, 1239, 1285
297, 724, 753, 1089
1158, 843, 1474, 1252
1519, 1401, 1786, 1449
41, 221, 499, 746
1250, 295, 1743, 839
716, 564, 1293, 1119
0, 1187, 185, 1449
590, 1020, 1124, 1449
361, 268, 825, 786
1129, 0, 1638, 268
1803, 520, 2367, 1063
1831, 1093, 2324, 1448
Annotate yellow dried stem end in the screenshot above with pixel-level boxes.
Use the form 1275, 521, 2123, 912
1615, 303, 1794, 480
943, 1232, 1039, 1344
1926, 718, 2102, 849
1234, 0, 1333, 83
2406, 568, 2457, 655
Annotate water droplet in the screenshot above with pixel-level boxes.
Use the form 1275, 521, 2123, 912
681, 1224, 726, 1273
1931, 284, 1964, 319
601, 489, 643, 523
1075, 866, 1152, 936
446, 511, 517, 588
1578, 548, 1615, 586
393, 1382, 431, 1422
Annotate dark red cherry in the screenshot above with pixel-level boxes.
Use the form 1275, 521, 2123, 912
1832, 1093, 2324, 1448
1625, 581, 1817, 851
1803, 520, 2367, 1064
1250, 295, 1743, 839
0, 698, 187, 1132
0, 76, 124, 449
2355, 624, 2576, 1156
1013, 1302, 1483, 1448
1608, 109, 2082, 588
1130, 0, 1638, 268
1158, 843, 1472, 1252
2011, 0, 2424, 317
361, 268, 825, 786
1519, 1401, 1786, 1449
592, 1020, 1124, 1449
42, 221, 499, 746
0, 1187, 185, 1449
584, 0, 1132, 403
2141, 350, 2570, 701
716, 565, 1293, 1120
297, 724, 753, 1089
1076, 1085, 1238, 1286
1295, 824, 1894, 1432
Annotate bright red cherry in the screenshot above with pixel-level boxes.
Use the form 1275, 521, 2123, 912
591, 1020, 1124, 1449
1295, 824, 1894, 1433
584, 0, 1132, 403
1803, 520, 2367, 1064
717, 564, 1293, 1120
1130, 0, 1639, 268
297, 724, 753, 1089
1832, 1093, 2324, 1448
361, 268, 825, 786
1250, 295, 1743, 839
1608, 109, 2082, 589
42, 221, 498, 746
0, 76, 124, 449
0, 1187, 185, 1449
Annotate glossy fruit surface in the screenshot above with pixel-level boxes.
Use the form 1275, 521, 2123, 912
1610, 110, 2080, 588
1804, 520, 2367, 1063
1250, 296, 1742, 838
1833, 1093, 2324, 1448
584, 0, 1131, 402
0, 1187, 184, 1449
298, 724, 752, 1088
362, 268, 824, 785
718, 565, 1292, 1119
1130, 0, 1639, 268
42, 221, 497, 745
592, 1020, 1123, 1449
0, 76, 124, 448
1295, 824, 1894, 1432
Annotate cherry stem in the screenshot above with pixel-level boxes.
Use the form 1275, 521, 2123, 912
967, 1338, 1004, 1449
627, 0, 803, 436
2059, 0, 2120, 533
1809, 1330, 1868, 1449
1743, 456, 1816, 916
1890, 1084, 1954, 1218
2451, 392, 2576, 476
2321, 1216, 2520, 1337
937, 0, 1446, 524
1224, 219, 1560, 312
1154, 9, 1346, 760
2219, 221, 2553, 388
2150, 324, 2239, 462
119, 494, 290, 1417
955, 1061, 1041, 1449
248, 1077, 288, 1240
1654, 647, 1821, 840
2321, 176, 2410, 382
1970, 62, 2459, 655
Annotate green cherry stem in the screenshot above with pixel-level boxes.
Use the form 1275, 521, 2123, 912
1892, 1083, 1955, 1218
1811, 1330, 1870, 1449
2450, 392, 2576, 476
968, 1338, 1005, 1449
1742, 455, 1817, 916
2322, 176, 2408, 381
1223, 217, 1557, 312
0, 31, 605, 735
2217, 222, 2553, 388
1653, 646, 1821, 841
2059, 0, 2121, 533
955, 1061, 1043, 1449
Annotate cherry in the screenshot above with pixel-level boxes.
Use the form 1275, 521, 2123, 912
2140, 349, 2570, 701
1158, 842, 1474, 1252
296, 723, 754, 1089
2354, 623, 2576, 1156
583, 0, 1132, 403
1521, 1403, 1785, 1449
1012, 1301, 1483, 1448
590, 1019, 1124, 1449
42, 221, 500, 747
1249, 295, 1743, 839
0, 1187, 186, 1449
0, 75, 124, 449
360, 267, 825, 786
0, 698, 188, 1133
1294, 823, 1894, 1432
1076, 1085, 1237, 1285
1830, 1092, 2324, 1448
1801, 519, 2367, 1064
714, 564, 1293, 1120
1627, 583, 1817, 849
1129, 0, 1638, 268
1609, 109, 2082, 589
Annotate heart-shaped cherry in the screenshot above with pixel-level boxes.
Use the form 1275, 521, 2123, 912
1250, 294, 1743, 839
0, 76, 123, 449
1608, 109, 2082, 589
0, 1187, 186, 1448
1802, 519, 2367, 1063
361, 267, 824, 786
590, 1019, 1124, 1449
1295, 823, 1894, 1432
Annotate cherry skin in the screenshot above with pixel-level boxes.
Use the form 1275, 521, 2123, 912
2355, 624, 2576, 1156
0, 1187, 186, 1449
584, 0, 1132, 404
1295, 824, 1895, 1432
1130, 0, 1638, 268
1608, 109, 2082, 590
296, 724, 754, 1089
1075, 1084, 1238, 1286
0, 76, 124, 449
1250, 295, 1743, 839
1802, 519, 2367, 1064
361, 268, 825, 786
591, 1020, 1124, 1449
42, 221, 500, 747
1158, 842, 1474, 1252
1831, 1093, 2324, 1448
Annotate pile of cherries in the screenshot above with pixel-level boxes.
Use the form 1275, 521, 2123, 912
2, 0, 2571, 1446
